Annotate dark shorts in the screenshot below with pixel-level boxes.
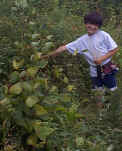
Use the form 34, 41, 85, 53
91, 70, 118, 90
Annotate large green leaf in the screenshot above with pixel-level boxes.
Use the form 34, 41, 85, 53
34, 104, 48, 116
19, 70, 26, 79
34, 77, 48, 89
46, 35, 53, 40
12, 59, 24, 70
44, 42, 54, 49
9, 82, 22, 95
25, 96, 39, 108
9, 71, 20, 84
26, 67, 39, 78
31, 52, 42, 61
119, 58, 122, 66
32, 121, 55, 140
31, 41, 40, 47
0, 97, 10, 105
76, 137, 85, 146
63, 76, 69, 84
15, 0, 28, 8
61, 94, 71, 103
22, 82, 33, 93
32, 34, 40, 39
27, 135, 38, 147
36, 126, 54, 140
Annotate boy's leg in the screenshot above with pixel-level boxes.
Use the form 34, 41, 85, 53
102, 73, 117, 91
91, 77, 105, 108
91, 77, 103, 90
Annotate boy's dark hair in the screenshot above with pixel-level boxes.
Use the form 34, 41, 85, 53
84, 12, 103, 28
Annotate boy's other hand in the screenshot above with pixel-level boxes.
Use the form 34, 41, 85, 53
94, 48, 118, 65
40, 45, 67, 60
40, 55, 49, 60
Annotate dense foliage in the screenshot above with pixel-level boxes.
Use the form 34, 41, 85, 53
0, 0, 122, 151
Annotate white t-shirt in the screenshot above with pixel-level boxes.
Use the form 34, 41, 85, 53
66, 30, 118, 77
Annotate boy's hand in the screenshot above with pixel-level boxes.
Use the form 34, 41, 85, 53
94, 58, 102, 65
40, 45, 67, 60
40, 55, 49, 60
94, 48, 118, 65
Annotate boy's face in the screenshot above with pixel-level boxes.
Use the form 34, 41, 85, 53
85, 24, 99, 35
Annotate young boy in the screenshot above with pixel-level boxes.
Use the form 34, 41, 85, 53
41, 12, 118, 91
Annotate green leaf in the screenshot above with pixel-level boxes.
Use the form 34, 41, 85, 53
34, 104, 48, 116
46, 35, 53, 40
39, 60, 48, 69
9, 71, 20, 83
44, 42, 54, 48
27, 135, 38, 147
69, 104, 79, 113
31, 52, 42, 61
34, 91, 45, 100
119, 59, 122, 66
25, 96, 39, 108
22, 82, 33, 93
3, 85, 9, 95
56, 106, 67, 112
12, 59, 24, 70
34, 78, 48, 89
0, 98, 10, 105
20, 70, 26, 79
66, 111, 76, 121
82, 49, 88, 53
29, 21, 35, 25
14, 111, 23, 121
15, 0, 28, 8
33, 122, 55, 140
63, 76, 69, 84
67, 85, 75, 92
62, 94, 71, 102
73, 50, 78, 56
31, 41, 40, 47
32, 34, 40, 39
27, 67, 39, 78
49, 85, 58, 92
9, 82, 22, 95
76, 137, 85, 146
32, 121, 55, 139
107, 144, 114, 151
42, 42, 54, 52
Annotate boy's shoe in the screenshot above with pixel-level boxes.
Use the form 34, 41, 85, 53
91, 86, 104, 91
110, 86, 117, 91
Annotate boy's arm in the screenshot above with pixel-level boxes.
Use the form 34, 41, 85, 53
40, 45, 67, 59
94, 48, 118, 65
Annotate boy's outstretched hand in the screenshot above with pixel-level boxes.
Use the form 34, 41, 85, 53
40, 45, 67, 60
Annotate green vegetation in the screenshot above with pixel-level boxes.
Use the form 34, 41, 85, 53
0, 0, 122, 150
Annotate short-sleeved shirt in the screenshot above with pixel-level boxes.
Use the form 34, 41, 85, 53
66, 30, 118, 77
